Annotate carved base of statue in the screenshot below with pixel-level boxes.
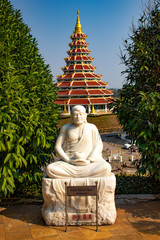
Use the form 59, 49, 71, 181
41, 173, 116, 226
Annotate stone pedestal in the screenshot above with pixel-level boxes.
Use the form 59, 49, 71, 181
42, 173, 116, 226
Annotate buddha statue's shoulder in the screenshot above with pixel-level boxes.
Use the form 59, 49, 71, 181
85, 123, 98, 131
59, 123, 73, 134
61, 123, 72, 129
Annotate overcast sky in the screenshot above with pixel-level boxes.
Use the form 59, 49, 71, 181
11, 0, 146, 88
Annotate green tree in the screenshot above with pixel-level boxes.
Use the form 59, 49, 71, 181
115, 0, 160, 180
0, 0, 59, 197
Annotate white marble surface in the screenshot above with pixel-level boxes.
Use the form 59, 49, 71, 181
42, 174, 117, 226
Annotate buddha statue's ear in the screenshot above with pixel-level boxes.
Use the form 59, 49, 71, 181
84, 113, 87, 123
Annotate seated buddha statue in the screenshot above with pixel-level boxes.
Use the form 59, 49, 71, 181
46, 105, 111, 179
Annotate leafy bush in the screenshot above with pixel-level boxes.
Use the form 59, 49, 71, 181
116, 174, 160, 194
0, 0, 59, 197
2, 174, 159, 200
115, 0, 160, 180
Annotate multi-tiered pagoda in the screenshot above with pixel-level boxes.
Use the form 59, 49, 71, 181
55, 11, 113, 115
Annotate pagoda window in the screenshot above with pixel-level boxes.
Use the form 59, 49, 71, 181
59, 96, 68, 98
95, 105, 105, 110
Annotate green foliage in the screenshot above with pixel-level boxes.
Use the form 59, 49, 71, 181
116, 174, 160, 194
0, 0, 59, 197
12, 172, 43, 199
2, 174, 159, 199
115, 0, 160, 180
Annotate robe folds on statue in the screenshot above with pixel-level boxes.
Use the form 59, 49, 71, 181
65, 123, 104, 162
42, 175, 116, 211
46, 123, 111, 179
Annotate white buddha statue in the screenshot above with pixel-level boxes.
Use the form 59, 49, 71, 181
46, 105, 111, 179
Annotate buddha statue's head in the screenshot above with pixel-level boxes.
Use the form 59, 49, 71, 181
71, 105, 87, 125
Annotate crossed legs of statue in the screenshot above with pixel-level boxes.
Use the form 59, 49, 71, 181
46, 160, 111, 179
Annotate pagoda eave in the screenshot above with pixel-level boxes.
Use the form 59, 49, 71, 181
70, 33, 87, 39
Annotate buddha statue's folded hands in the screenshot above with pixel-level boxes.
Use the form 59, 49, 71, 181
70, 152, 90, 166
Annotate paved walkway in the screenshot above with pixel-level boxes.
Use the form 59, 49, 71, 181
0, 198, 160, 240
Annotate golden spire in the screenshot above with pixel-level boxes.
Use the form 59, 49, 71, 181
74, 10, 83, 33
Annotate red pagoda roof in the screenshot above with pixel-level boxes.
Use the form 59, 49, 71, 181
65, 56, 94, 62
90, 98, 108, 104
70, 90, 88, 95
83, 65, 94, 70
86, 81, 100, 86
102, 89, 113, 95
67, 49, 90, 54
69, 99, 90, 105
70, 33, 87, 39
98, 81, 107, 86
69, 40, 88, 47
88, 89, 104, 95
55, 97, 112, 105
75, 65, 83, 70
63, 74, 73, 79
76, 56, 82, 60
58, 91, 69, 95
71, 81, 86, 86
64, 66, 74, 70
57, 81, 110, 88
82, 56, 92, 61
57, 82, 71, 87
74, 73, 85, 78
62, 64, 95, 72
84, 73, 101, 78
57, 73, 102, 80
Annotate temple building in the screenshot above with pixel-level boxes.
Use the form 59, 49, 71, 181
55, 11, 113, 115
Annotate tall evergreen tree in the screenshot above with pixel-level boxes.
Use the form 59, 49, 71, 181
115, 0, 160, 180
0, 0, 59, 197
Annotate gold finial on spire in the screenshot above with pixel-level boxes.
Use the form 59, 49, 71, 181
74, 10, 83, 33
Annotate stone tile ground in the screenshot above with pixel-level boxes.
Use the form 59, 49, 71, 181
0, 199, 159, 240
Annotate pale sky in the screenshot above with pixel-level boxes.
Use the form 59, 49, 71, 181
11, 0, 146, 88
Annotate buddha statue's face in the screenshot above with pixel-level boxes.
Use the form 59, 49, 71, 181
71, 105, 87, 126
